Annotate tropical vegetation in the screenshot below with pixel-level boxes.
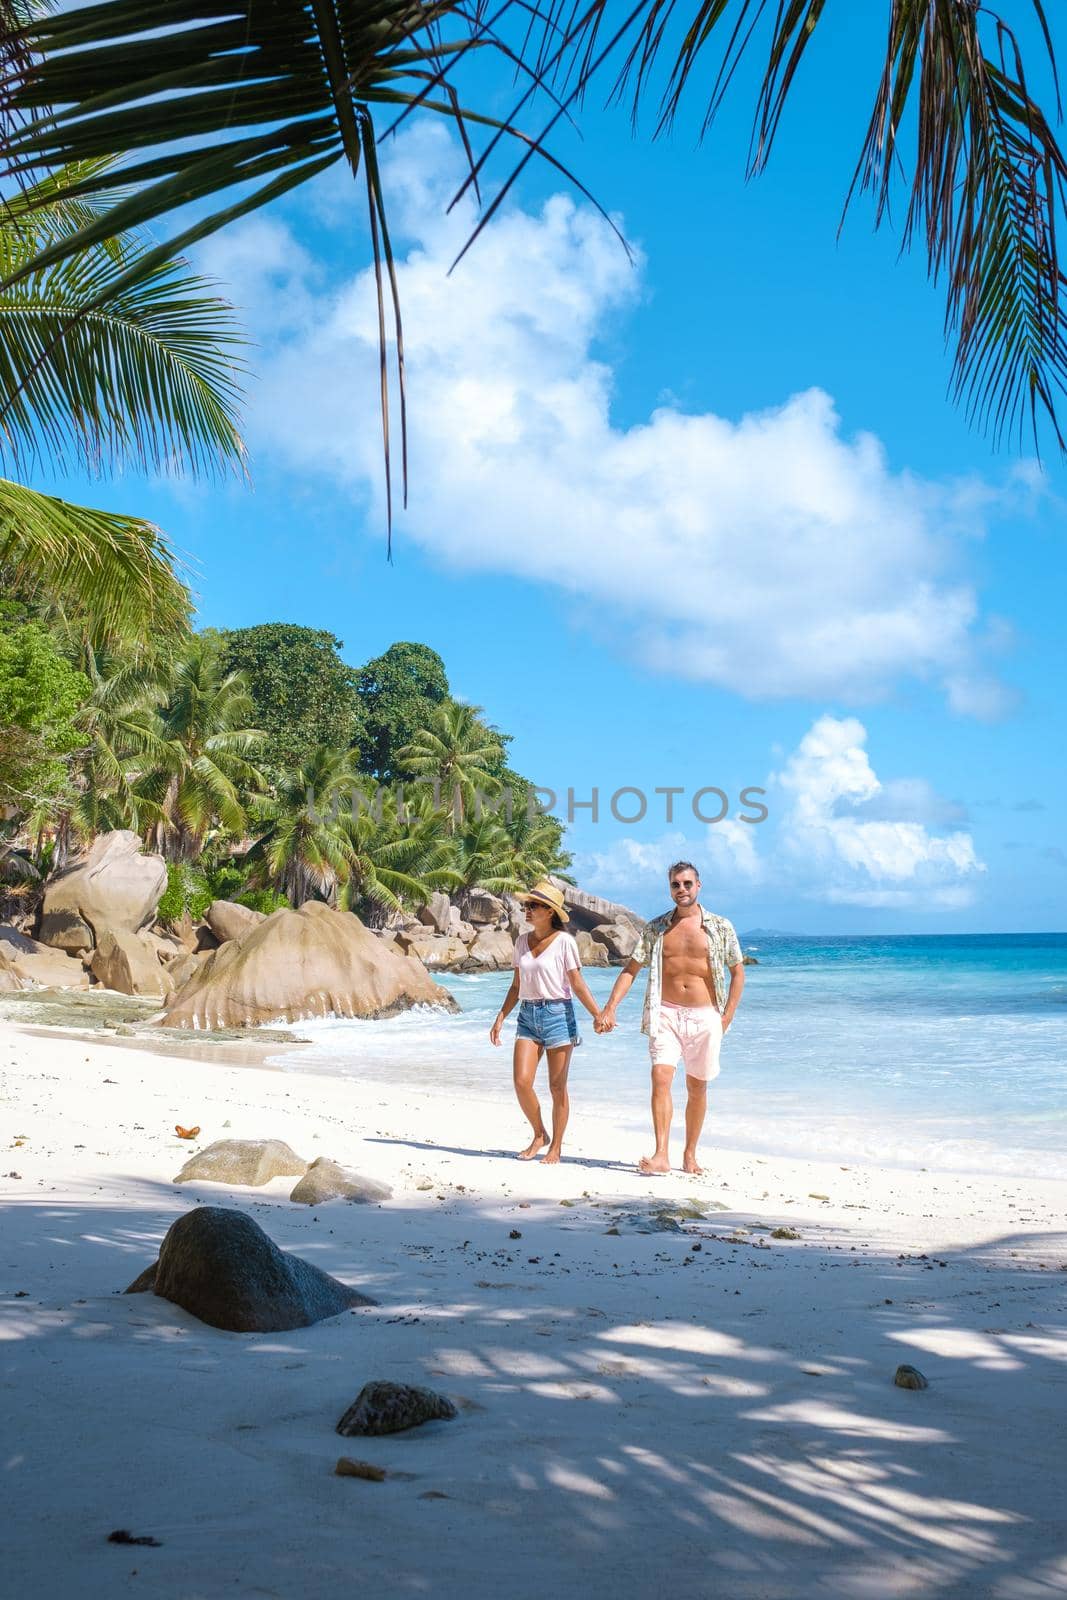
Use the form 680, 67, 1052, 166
0, 613, 571, 927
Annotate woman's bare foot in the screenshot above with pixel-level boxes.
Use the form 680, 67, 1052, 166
517, 1131, 549, 1160
638, 1154, 670, 1175
682, 1152, 704, 1176
542, 1145, 563, 1165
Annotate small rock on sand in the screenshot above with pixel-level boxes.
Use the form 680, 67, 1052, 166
894, 1363, 929, 1390
173, 1138, 307, 1187
335, 1457, 387, 1481
289, 1158, 392, 1206
337, 1381, 457, 1436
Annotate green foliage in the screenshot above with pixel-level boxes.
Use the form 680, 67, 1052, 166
0, 620, 88, 813
398, 700, 504, 829
157, 861, 212, 925
0, 158, 246, 479
356, 641, 449, 781
221, 623, 362, 774
157, 859, 288, 924
0, 159, 244, 647
136, 632, 267, 861
235, 886, 289, 916
245, 742, 361, 905
6, 607, 571, 918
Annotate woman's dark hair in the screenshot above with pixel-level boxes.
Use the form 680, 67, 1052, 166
550, 910, 565, 930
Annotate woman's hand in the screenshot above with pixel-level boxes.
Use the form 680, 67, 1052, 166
489, 1014, 504, 1046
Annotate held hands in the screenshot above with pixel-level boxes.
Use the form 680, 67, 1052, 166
594, 1008, 616, 1034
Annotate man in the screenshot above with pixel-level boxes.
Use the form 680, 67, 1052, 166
596, 862, 745, 1175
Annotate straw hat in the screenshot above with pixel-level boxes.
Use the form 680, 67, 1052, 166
518, 878, 569, 924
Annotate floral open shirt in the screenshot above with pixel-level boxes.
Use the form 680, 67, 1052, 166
630, 907, 744, 1036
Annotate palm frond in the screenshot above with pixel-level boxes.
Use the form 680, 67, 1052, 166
0, 160, 247, 475
0, 474, 190, 644
0, 0, 549, 546
851, 2, 1067, 448
523, 0, 1067, 450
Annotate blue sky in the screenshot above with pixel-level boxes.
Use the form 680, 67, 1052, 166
42, 9, 1067, 930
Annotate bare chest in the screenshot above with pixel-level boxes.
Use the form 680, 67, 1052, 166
661, 919, 711, 971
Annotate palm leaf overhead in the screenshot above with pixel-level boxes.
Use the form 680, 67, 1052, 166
0, 159, 246, 475
517, 0, 1067, 450
0, 0, 531, 539
2, 3, 1063, 463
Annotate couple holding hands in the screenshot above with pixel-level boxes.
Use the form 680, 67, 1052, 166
489, 864, 746, 1174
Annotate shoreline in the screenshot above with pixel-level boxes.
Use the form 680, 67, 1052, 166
4, 1020, 1065, 1598
5, 990, 1066, 1186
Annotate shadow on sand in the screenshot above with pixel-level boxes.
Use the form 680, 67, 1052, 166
2, 1178, 1065, 1600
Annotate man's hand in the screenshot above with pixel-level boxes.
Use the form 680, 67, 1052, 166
489, 1015, 504, 1046
595, 1008, 616, 1034
721, 1011, 733, 1035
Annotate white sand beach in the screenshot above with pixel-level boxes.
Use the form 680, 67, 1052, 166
3, 1017, 1066, 1600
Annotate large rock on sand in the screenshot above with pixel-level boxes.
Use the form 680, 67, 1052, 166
124, 1207, 373, 1332
393, 930, 468, 968
289, 1158, 392, 1206
459, 928, 514, 972
576, 930, 609, 967
174, 1138, 308, 1187
90, 928, 168, 997
550, 878, 644, 936
39, 830, 166, 951
204, 899, 265, 944
0, 925, 89, 989
158, 901, 458, 1030
416, 891, 451, 935
464, 889, 505, 925
590, 920, 640, 962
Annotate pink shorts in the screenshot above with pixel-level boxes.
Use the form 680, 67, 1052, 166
649, 1003, 723, 1082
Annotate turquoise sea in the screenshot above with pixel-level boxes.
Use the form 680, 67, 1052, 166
272, 933, 1067, 1181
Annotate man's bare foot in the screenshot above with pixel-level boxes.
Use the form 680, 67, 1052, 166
638, 1154, 670, 1175
542, 1145, 563, 1165
517, 1132, 549, 1161
682, 1153, 704, 1176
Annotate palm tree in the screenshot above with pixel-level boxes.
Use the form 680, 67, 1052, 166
0, 159, 245, 642
450, 812, 522, 915
0, 2, 1062, 458
398, 701, 502, 828
247, 743, 361, 906
135, 635, 267, 862
337, 786, 458, 926
58, 645, 164, 858
508, 809, 570, 887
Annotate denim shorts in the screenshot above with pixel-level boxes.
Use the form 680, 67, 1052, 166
516, 998, 581, 1050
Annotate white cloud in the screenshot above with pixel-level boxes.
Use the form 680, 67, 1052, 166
570, 715, 985, 912
202, 122, 1022, 712
773, 716, 985, 907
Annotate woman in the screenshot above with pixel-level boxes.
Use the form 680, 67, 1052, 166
490, 879, 602, 1163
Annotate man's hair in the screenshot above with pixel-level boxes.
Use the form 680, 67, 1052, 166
667, 860, 700, 883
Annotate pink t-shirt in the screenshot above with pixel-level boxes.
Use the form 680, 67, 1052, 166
514, 931, 582, 1001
